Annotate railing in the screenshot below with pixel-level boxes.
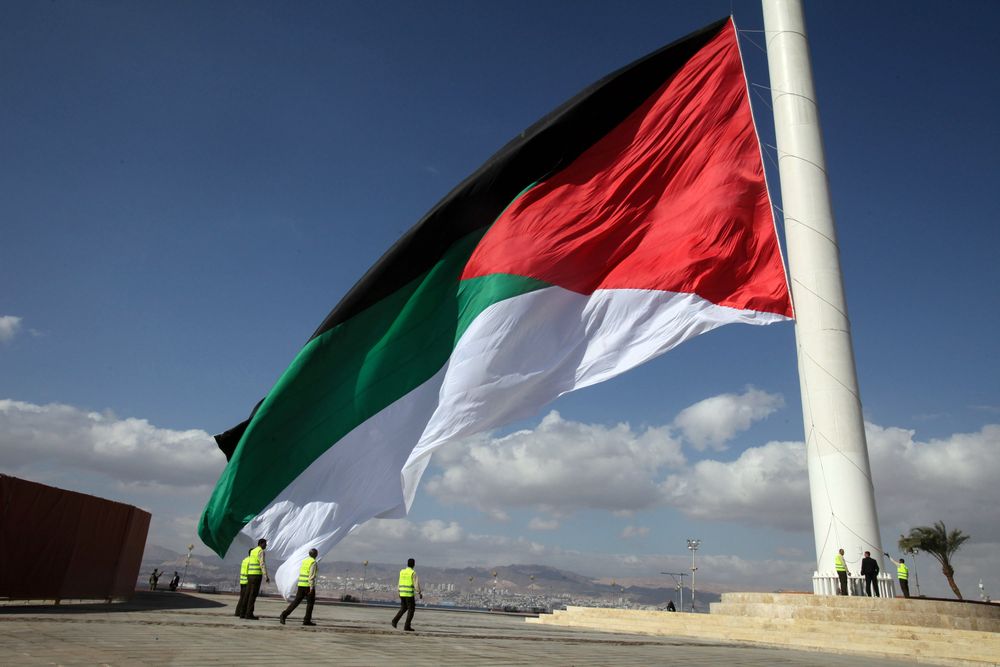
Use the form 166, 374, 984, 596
813, 572, 895, 597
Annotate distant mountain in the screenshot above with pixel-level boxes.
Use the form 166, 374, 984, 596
138, 546, 719, 606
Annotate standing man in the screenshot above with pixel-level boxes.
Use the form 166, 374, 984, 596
149, 569, 161, 591
860, 551, 880, 597
391, 558, 422, 631
886, 553, 910, 598
834, 548, 850, 595
234, 549, 252, 617
169, 571, 180, 592
241, 538, 269, 620
280, 549, 318, 626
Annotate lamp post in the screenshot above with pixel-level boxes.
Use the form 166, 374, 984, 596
181, 544, 194, 587
361, 560, 368, 603
661, 571, 687, 612
907, 546, 921, 597
492, 571, 498, 610
687, 539, 701, 612
468, 576, 474, 607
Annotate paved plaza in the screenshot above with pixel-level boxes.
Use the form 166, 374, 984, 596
0, 591, 917, 666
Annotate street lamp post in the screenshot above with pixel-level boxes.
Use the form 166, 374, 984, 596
468, 576, 474, 607
361, 560, 368, 603
181, 544, 194, 587
908, 547, 921, 597
687, 539, 701, 613
492, 571, 498, 610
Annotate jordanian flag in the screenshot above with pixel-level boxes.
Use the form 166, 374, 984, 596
199, 18, 792, 596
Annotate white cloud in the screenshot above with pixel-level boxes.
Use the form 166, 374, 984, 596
620, 525, 650, 539
528, 517, 559, 531
658, 420, 1000, 597
661, 439, 810, 531
0, 399, 225, 488
426, 410, 685, 515
866, 423, 1000, 543
0, 315, 23, 343
661, 422, 1000, 539
673, 387, 783, 451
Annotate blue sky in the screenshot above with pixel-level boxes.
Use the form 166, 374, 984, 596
2, 1, 998, 597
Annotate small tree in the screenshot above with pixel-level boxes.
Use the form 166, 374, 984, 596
899, 521, 969, 599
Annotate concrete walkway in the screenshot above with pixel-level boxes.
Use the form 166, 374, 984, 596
0, 591, 916, 666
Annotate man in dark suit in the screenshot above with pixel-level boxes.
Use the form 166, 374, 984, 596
860, 550, 880, 597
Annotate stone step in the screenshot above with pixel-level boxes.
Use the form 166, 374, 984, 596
532, 616, 995, 663
543, 606, 1000, 641
710, 601, 1000, 632
719, 592, 1000, 620
529, 608, 1000, 665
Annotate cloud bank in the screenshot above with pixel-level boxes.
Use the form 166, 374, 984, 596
0, 315, 23, 343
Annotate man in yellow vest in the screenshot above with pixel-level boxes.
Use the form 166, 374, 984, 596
391, 558, 422, 631
280, 549, 318, 626
234, 549, 253, 617
241, 538, 269, 620
886, 553, 910, 598
834, 548, 850, 595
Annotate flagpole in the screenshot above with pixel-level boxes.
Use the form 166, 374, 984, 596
761, 0, 887, 595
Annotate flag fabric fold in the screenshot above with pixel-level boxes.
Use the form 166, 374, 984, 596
199, 17, 793, 598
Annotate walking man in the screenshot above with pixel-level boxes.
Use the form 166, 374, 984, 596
280, 549, 318, 626
860, 551, 880, 597
234, 549, 252, 617
241, 538, 269, 620
835, 548, 850, 595
886, 553, 911, 598
391, 558, 422, 631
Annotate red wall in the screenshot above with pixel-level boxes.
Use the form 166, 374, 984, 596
0, 475, 151, 600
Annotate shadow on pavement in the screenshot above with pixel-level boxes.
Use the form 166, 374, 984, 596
0, 590, 227, 614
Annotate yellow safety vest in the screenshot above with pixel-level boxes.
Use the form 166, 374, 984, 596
897, 563, 909, 580
248, 546, 264, 576
239, 557, 250, 585
398, 567, 415, 597
298, 557, 316, 588
834, 554, 847, 572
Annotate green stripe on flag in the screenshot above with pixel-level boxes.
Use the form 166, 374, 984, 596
199, 227, 550, 555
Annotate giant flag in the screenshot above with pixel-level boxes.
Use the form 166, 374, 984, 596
200, 17, 793, 597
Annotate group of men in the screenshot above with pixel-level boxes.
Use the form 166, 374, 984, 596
233, 539, 424, 630
834, 548, 911, 598
148, 569, 180, 591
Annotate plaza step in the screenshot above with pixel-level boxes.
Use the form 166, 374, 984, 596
527, 601, 1000, 666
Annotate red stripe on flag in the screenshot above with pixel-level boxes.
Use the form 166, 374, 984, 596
461, 22, 791, 318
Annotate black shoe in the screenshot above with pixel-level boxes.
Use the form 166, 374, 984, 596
391, 620, 398, 629
404, 627, 414, 632
279, 616, 286, 625
245, 615, 259, 620
303, 621, 316, 626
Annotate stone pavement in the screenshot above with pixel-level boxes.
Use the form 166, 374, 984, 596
0, 591, 916, 666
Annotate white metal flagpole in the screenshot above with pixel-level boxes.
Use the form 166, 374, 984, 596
760, 0, 887, 595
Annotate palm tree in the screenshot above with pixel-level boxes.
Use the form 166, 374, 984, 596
899, 521, 970, 599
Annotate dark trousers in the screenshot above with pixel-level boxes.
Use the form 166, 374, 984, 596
837, 571, 848, 595
864, 575, 879, 597
243, 575, 263, 617
899, 579, 910, 598
392, 596, 416, 629
281, 586, 315, 623
235, 583, 248, 617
